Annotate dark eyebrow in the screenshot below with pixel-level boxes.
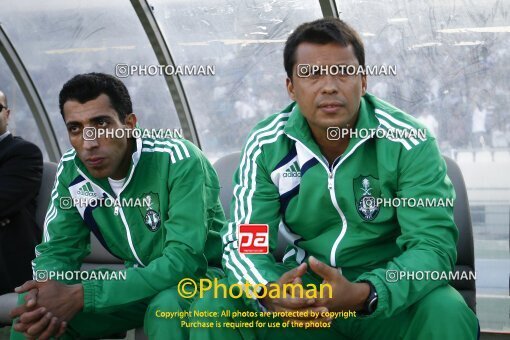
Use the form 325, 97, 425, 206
65, 115, 112, 129
65, 121, 80, 129
89, 115, 112, 124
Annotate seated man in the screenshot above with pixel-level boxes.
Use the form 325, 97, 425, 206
191, 18, 478, 339
0, 90, 43, 295
10, 73, 225, 339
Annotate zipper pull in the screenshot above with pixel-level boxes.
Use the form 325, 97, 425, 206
328, 172, 334, 190
113, 194, 120, 216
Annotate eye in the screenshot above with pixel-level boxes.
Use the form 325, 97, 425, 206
310, 69, 322, 79
337, 72, 350, 79
68, 126, 81, 135
97, 118, 108, 127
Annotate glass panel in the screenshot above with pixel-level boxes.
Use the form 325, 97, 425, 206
337, 0, 509, 332
0, 55, 49, 160
151, 0, 324, 160
2, 0, 180, 152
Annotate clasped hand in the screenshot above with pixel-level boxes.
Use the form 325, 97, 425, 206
9, 280, 84, 339
260, 256, 368, 325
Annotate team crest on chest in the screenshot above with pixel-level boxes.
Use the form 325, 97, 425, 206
140, 192, 161, 232
353, 175, 381, 221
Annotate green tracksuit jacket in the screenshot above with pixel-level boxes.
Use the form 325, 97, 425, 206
221, 92, 458, 318
33, 136, 225, 313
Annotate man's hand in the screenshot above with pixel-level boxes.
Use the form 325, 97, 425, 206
309, 256, 369, 313
9, 285, 39, 326
12, 280, 83, 321
260, 263, 330, 324
8, 286, 65, 338
10, 280, 83, 338
15, 308, 67, 340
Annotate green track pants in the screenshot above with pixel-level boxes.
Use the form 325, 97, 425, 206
189, 265, 479, 340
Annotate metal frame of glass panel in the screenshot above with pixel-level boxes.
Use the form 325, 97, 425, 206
0, 25, 61, 161
130, 0, 200, 147
319, 0, 339, 18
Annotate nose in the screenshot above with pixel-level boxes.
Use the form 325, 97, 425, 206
82, 137, 99, 150
321, 75, 340, 95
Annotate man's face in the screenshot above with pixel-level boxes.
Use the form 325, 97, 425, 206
286, 42, 367, 134
63, 94, 136, 179
0, 98, 10, 135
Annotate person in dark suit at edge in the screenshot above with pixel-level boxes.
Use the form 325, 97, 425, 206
0, 90, 43, 295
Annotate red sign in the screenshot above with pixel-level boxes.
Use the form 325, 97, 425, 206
238, 224, 269, 254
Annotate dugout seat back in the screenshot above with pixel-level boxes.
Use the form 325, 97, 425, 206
444, 156, 476, 313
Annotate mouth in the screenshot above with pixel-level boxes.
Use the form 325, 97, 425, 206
85, 157, 105, 168
318, 101, 344, 113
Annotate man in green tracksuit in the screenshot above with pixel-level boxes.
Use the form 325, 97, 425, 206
10, 73, 225, 339
190, 18, 478, 339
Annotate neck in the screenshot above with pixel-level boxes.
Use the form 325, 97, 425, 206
309, 114, 359, 166
311, 127, 349, 165
110, 138, 135, 180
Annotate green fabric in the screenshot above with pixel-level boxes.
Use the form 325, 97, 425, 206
221, 92, 460, 318
190, 272, 478, 339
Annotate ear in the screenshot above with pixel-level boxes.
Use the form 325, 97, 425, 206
361, 74, 367, 96
124, 113, 137, 129
286, 77, 296, 101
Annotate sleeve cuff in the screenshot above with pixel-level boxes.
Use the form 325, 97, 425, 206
81, 280, 97, 313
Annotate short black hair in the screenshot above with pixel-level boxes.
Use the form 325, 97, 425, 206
284, 18, 365, 79
59, 72, 132, 121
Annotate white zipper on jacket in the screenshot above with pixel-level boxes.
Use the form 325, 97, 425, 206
76, 168, 146, 267
117, 204, 146, 267
285, 133, 370, 267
